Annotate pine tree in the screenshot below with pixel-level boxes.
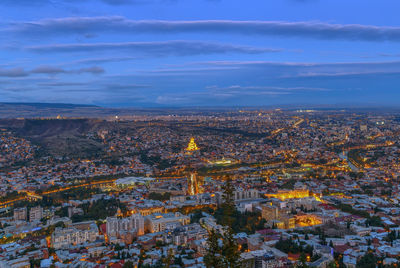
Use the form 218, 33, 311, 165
205, 178, 242, 268
298, 252, 308, 268
222, 227, 241, 268
123, 261, 134, 268
164, 248, 174, 268
204, 229, 223, 268
221, 176, 236, 226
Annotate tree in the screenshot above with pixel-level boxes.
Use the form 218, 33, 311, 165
221, 176, 236, 226
387, 230, 396, 242
205, 178, 242, 268
222, 177, 236, 226
298, 252, 308, 268
356, 252, 377, 268
123, 261, 134, 268
164, 248, 174, 268
222, 227, 241, 268
204, 229, 223, 268
328, 261, 338, 268
174, 256, 183, 266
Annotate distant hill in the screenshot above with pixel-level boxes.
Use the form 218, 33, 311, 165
0, 118, 111, 158
0, 102, 112, 119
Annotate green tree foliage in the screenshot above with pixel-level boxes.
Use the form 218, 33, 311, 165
148, 192, 171, 201
123, 261, 134, 268
204, 229, 223, 268
205, 178, 242, 268
71, 198, 123, 222
221, 227, 241, 268
190, 210, 204, 224
366, 216, 383, 227
298, 252, 308, 268
221, 177, 236, 226
275, 237, 302, 254
275, 237, 314, 257
356, 252, 377, 268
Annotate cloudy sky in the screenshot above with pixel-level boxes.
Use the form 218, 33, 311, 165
1, 0, 400, 107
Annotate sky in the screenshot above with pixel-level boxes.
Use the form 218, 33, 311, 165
1, 0, 400, 107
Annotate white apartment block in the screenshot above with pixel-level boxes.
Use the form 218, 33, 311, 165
106, 213, 145, 237
144, 212, 190, 233
13, 207, 27, 221
29, 206, 43, 222
51, 222, 98, 249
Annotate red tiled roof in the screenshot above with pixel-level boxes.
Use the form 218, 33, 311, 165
334, 245, 351, 254
288, 253, 300, 261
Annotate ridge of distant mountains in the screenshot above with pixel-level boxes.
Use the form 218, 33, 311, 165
0, 102, 109, 118
1, 102, 399, 119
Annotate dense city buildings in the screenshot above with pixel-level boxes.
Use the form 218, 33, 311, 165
1, 109, 400, 267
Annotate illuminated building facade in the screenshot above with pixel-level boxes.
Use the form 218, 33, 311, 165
144, 212, 190, 233
265, 189, 310, 201
295, 214, 322, 227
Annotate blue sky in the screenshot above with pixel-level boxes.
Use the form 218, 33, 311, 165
1, 0, 400, 107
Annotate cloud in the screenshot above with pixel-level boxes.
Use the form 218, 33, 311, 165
75, 66, 105, 74
206, 85, 329, 94
154, 85, 329, 105
27, 41, 279, 56
38, 82, 89, 87
290, 70, 400, 78
70, 56, 137, 65
8, 17, 400, 42
103, 83, 151, 91
0, 68, 29, 77
31, 65, 105, 74
0, 65, 104, 78
3, 59, 400, 106
31, 66, 66, 74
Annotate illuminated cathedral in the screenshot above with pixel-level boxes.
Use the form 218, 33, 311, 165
186, 137, 199, 152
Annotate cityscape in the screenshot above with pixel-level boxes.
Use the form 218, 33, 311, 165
2, 0, 400, 267
0, 108, 400, 267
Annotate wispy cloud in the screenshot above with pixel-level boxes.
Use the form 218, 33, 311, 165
155, 85, 328, 105
32, 65, 104, 74
27, 40, 280, 56
38, 82, 89, 87
7, 16, 400, 42
206, 85, 329, 93
69, 56, 137, 65
0, 68, 29, 77
0, 65, 104, 77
